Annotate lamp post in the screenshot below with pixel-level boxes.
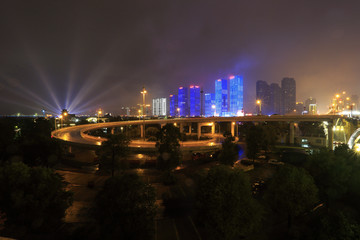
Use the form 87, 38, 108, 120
97, 109, 102, 123
256, 100, 262, 115
177, 107, 180, 118
211, 105, 216, 117
140, 87, 147, 119
59, 115, 63, 128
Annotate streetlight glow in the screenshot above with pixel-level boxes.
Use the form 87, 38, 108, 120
256, 100, 262, 115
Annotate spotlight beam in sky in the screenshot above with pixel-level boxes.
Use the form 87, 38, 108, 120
0, 74, 59, 113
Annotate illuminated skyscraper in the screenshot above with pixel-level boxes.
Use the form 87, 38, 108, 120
190, 85, 201, 116
281, 77, 296, 114
215, 79, 228, 116
169, 94, 178, 117
178, 87, 189, 117
204, 93, 215, 117
152, 98, 167, 116
229, 75, 244, 116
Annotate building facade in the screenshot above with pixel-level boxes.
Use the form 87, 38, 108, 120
204, 93, 215, 117
215, 79, 228, 116
281, 77, 296, 114
229, 75, 244, 116
178, 87, 189, 117
269, 83, 281, 114
169, 94, 178, 117
256, 80, 271, 115
189, 85, 201, 117
152, 98, 167, 116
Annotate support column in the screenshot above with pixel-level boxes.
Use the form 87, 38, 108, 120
211, 123, 215, 135
179, 123, 184, 133
327, 121, 334, 150
189, 124, 192, 134
111, 128, 115, 135
289, 122, 295, 145
231, 122, 235, 137
140, 124, 144, 139
197, 124, 202, 140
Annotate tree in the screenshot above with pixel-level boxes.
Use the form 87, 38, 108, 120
245, 125, 262, 161
145, 126, 159, 138
298, 121, 325, 137
217, 136, 239, 165
305, 145, 359, 206
196, 165, 263, 239
93, 173, 157, 240
0, 118, 16, 162
156, 123, 181, 170
0, 162, 73, 230
265, 165, 318, 228
97, 133, 130, 176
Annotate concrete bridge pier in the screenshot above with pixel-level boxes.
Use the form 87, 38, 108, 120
179, 123, 184, 133
140, 124, 144, 139
231, 122, 238, 137
327, 121, 334, 150
197, 123, 202, 139
289, 122, 295, 144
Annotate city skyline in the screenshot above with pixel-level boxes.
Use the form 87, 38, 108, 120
1, 1, 360, 115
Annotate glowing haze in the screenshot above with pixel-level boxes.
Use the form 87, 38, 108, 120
1, 0, 360, 115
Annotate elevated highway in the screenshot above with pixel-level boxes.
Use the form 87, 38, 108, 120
52, 115, 347, 151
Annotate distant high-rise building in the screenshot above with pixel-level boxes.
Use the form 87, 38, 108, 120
281, 77, 296, 114
229, 75, 244, 116
189, 85, 201, 117
152, 98, 167, 116
269, 83, 281, 114
309, 104, 317, 115
215, 79, 228, 116
351, 95, 359, 111
178, 87, 189, 117
256, 80, 271, 115
169, 94, 178, 117
295, 102, 304, 115
204, 93, 215, 117
305, 97, 316, 113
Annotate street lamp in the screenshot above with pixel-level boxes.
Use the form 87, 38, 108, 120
211, 105, 216, 117
177, 107, 180, 118
59, 115, 63, 128
97, 109, 102, 123
138, 109, 141, 120
256, 100, 262, 115
140, 87, 147, 118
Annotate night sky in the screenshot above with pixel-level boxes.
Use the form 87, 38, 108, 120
1, 0, 360, 115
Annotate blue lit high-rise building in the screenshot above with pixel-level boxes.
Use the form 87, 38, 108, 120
178, 87, 189, 117
215, 79, 228, 116
190, 85, 201, 117
204, 93, 215, 117
169, 94, 178, 117
229, 75, 244, 116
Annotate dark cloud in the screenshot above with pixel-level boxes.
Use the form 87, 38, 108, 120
1, 0, 360, 114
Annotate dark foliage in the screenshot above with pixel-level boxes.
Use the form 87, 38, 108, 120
93, 173, 157, 240
196, 165, 263, 239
